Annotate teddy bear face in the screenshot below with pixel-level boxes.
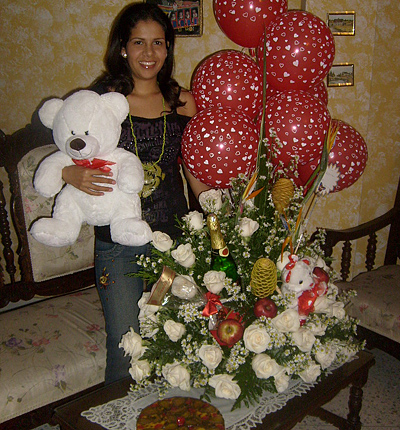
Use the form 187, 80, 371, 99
39, 90, 130, 160
282, 257, 315, 294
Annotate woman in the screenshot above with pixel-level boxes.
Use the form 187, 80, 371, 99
63, 2, 209, 384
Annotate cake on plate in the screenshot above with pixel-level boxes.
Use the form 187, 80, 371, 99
136, 396, 225, 429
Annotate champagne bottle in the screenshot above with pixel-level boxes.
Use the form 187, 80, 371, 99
207, 213, 239, 282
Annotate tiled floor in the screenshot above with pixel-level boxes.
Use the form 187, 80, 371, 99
32, 349, 400, 430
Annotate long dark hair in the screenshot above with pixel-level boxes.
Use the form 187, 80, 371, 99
93, 2, 183, 110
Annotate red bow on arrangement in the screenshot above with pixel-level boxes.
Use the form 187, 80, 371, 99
202, 292, 223, 317
72, 158, 115, 172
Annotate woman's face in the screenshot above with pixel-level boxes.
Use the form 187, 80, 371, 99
122, 20, 167, 82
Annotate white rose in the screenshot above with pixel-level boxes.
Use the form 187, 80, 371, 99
252, 354, 281, 379
292, 328, 316, 353
162, 362, 191, 391
118, 327, 145, 358
138, 292, 160, 321
198, 344, 223, 370
164, 320, 186, 342
171, 275, 198, 300
203, 270, 226, 294
243, 324, 271, 353
299, 362, 321, 383
129, 359, 151, 382
183, 211, 204, 230
314, 295, 336, 313
329, 302, 346, 319
315, 346, 337, 369
274, 368, 290, 393
238, 217, 259, 238
199, 189, 223, 213
209, 374, 241, 400
272, 309, 301, 333
171, 243, 196, 268
152, 231, 173, 252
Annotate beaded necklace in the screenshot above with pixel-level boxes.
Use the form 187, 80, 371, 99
128, 96, 166, 198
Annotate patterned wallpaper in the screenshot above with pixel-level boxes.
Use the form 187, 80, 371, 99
1, 0, 399, 278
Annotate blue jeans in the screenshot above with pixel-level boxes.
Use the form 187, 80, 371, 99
95, 238, 150, 384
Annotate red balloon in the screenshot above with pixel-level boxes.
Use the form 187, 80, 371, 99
191, 50, 263, 120
297, 120, 368, 192
182, 107, 259, 188
213, 0, 287, 48
259, 90, 331, 167
306, 81, 328, 106
326, 120, 368, 192
259, 11, 335, 91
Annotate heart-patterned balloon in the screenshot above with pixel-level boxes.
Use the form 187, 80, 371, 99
192, 50, 263, 120
213, 0, 287, 48
257, 11, 335, 91
182, 107, 258, 188
325, 119, 368, 192
259, 90, 331, 169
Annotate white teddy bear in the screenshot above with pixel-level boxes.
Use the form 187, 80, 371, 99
280, 254, 330, 319
30, 90, 153, 247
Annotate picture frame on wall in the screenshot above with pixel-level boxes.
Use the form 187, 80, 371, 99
145, 0, 203, 37
327, 63, 354, 87
327, 12, 356, 36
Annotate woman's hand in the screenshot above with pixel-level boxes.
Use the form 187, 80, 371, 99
62, 165, 116, 196
182, 163, 210, 200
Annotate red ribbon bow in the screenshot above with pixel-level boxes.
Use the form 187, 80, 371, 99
202, 292, 222, 317
72, 158, 115, 172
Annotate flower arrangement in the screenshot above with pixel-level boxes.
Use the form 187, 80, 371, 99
119, 127, 363, 411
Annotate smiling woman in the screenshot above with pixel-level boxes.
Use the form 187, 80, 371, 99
60, 1, 209, 385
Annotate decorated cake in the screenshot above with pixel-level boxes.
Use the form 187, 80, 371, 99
136, 397, 225, 429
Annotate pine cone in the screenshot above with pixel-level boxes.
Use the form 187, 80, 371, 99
272, 178, 294, 214
250, 258, 277, 298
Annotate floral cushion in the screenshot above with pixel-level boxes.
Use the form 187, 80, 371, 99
337, 265, 400, 343
0, 287, 106, 423
19, 145, 94, 282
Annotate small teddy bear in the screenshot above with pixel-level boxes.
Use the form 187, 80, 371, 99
281, 254, 329, 319
30, 90, 152, 247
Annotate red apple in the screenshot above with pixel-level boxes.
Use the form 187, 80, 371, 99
217, 319, 244, 346
313, 266, 330, 283
254, 298, 278, 318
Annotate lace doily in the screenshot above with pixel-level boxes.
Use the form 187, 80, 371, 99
82, 376, 320, 430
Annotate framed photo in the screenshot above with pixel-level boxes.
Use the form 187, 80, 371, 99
327, 63, 354, 87
145, 0, 202, 37
327, 12, 355, 36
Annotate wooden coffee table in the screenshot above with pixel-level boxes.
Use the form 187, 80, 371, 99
53, 350, 375, 430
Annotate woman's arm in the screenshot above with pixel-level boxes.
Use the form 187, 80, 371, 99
182, 162, 210, 200
62, 165, 116, 196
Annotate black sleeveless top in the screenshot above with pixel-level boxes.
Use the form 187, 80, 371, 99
95, 111, 191, 242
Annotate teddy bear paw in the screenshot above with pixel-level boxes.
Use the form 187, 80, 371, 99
30, 218, 80, 247
111, 219, 152, 247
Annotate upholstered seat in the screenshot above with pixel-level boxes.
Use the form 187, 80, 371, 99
314, 176, 400, 359
336, 265, 400, 343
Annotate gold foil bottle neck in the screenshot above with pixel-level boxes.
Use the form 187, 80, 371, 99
207, 214, 226, 251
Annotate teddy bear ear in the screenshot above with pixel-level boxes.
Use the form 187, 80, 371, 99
101, 92, 130, 123
38, 98, 64, 130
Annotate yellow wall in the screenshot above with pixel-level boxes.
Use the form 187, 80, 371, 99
1, 0, 399, 277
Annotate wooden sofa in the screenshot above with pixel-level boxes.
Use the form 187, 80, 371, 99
0, 112, 106, 429
314, 176, 400, 360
